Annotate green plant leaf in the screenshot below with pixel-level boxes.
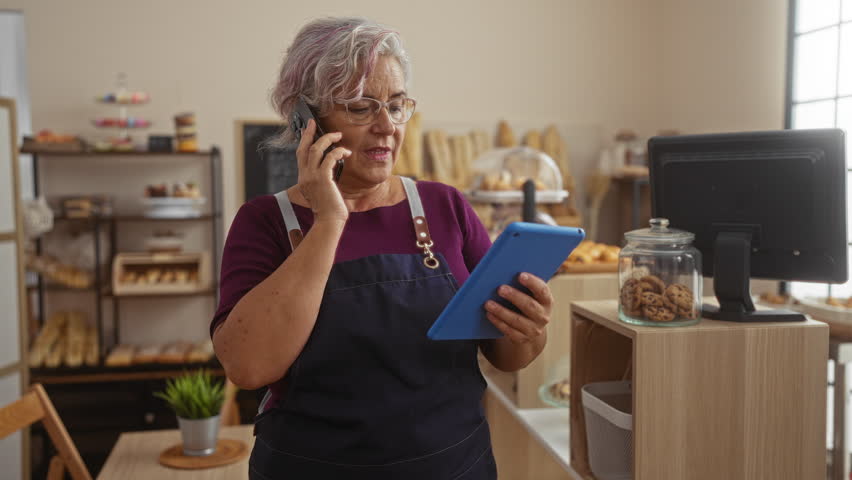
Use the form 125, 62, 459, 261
152, 369, 225, 420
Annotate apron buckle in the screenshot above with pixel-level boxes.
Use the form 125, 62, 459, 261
417, 240, 441, 269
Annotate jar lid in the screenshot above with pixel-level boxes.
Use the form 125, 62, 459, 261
624, 218, 695, 244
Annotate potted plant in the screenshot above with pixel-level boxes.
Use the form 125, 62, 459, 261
155, 370, 225, 456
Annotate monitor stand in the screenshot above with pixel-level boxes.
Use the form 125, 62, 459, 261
701, 232, 806, 322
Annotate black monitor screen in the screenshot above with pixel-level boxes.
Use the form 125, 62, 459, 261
649, 129, 847, 284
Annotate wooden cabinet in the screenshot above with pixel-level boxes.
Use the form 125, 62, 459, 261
569, 299, 828, 480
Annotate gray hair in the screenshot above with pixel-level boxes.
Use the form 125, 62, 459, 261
269, 17, 411, 144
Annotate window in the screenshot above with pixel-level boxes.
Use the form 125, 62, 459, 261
787, 0, 852, 299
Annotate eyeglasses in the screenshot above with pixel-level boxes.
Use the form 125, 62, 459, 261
337, 97, 417, 126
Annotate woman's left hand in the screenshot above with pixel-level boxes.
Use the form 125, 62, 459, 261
484, 273, 553, 344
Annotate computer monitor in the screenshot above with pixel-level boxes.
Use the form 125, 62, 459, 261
649, 128, 847, 322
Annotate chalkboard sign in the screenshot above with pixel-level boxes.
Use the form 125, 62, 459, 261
238, 121, 299, 201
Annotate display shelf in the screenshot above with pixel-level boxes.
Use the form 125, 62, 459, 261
30, 360, 223, 385
27, 146, 223, 382
53, 213, 220, 223
20, 148, 214, 157
466, 189, 569, 204
108, 287, 217, 299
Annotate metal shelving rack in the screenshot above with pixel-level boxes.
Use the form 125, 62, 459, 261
24, 147, 223, 378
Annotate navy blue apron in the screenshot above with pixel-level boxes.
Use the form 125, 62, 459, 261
248, 177, 497, 480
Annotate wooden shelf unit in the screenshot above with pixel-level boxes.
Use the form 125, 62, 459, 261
569, 299, 828, 480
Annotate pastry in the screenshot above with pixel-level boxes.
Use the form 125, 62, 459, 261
158, 342, 193, 363
134, 345, 162, 364
105, 344, 136, 367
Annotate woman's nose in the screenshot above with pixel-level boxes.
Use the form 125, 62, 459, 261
371, 106, 396, 135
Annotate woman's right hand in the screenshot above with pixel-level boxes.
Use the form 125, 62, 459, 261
296, 119, 351, 223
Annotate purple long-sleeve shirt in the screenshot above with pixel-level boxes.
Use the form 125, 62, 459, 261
211, 181, 493, 335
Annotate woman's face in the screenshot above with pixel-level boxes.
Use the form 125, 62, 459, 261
320, 56, 407, 187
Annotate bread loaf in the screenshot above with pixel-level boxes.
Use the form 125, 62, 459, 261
448, 135, 474, 188
425, 130, 453, 184
496, 120, 517, 148
523, 130, 542, 151
469, 130, 490, 160
394, 111, 423, 178
542, 125, 573, 191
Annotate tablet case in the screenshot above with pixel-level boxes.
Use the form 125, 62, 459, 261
427, 222, 586, 340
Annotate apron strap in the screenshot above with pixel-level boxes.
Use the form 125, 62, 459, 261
274, 190, 304, 251
400, 177, 440, 269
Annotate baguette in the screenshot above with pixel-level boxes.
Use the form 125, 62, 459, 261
64, 311, 87, 367
44, 336, 66, 369
29, 312, 68, 367
84, 326, 99, 366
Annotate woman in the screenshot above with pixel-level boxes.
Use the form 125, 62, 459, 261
212, 17, 554, 479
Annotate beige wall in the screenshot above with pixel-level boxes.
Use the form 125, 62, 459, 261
656, 0, 789, 133
1, 0, 665, 227
0, 0, 790, 342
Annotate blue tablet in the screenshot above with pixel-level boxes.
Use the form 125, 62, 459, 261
428, 222, 586, 340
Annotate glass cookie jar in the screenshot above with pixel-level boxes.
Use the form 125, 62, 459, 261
618, 218, 702, 327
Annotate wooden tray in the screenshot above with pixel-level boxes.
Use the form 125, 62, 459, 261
159, 438, 248, 470
559, 262, 619, 274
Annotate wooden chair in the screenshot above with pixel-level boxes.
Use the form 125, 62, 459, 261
220, 378, 240, 427
0, 383, 92, 480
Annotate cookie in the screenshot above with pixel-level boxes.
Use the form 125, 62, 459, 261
621, 289, 642, 311
665, 284, 695, 314
623, 304, 644, 318
643, 305, 676, 322
639, 275, 666, 294
640, 291, 666, 307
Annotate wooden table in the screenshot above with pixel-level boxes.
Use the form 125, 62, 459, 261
96, 425, 254, 480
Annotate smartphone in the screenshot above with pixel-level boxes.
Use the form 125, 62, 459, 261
291, 98, 344, 182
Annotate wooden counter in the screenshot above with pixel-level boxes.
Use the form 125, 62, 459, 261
569, 299, 828, 480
